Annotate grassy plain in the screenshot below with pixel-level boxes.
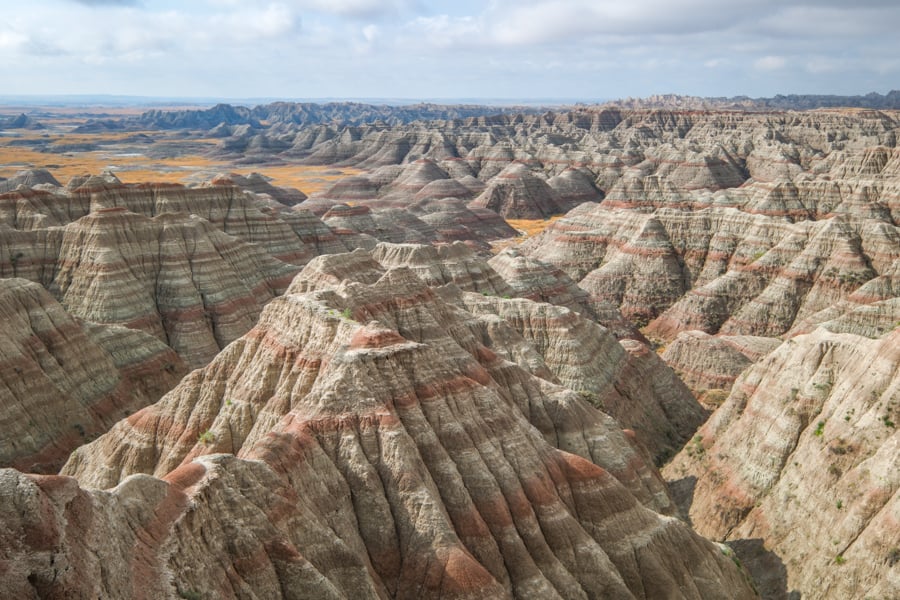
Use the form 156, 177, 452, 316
0, 111, 361, 194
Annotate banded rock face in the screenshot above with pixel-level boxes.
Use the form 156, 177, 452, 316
0, 169, 61, 194
519, 202, 898, 340
212, 172, 308, 206
458, 291, 704, 463
488, 248, 643, 340
47, 208, 297, 369
660, 331, 781, 404
0, 278, 184, 473
647, 215, 898, 340
49, 250, 755, 599
2, 176, 494, 369
469, 162, 580, 219
211, 107, 900, 228
664, 327, 900, 600
310, 159, 518, 245
66, 245, 703, 481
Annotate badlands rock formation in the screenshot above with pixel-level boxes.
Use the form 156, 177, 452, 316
468, 162, 583, 219
65, 245, 704, 483
660, 331, 780, 404
43, 247, 754, 599
0, 278, 184, 473
3, 101, 900, 599
0, 168, 60, 194
664, 328, 899, 599
0, 173, 513, 368
214, 172, 308, 206
520, 205, 897, 337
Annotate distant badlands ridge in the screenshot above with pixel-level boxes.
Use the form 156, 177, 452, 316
37, 89, 900, 131
0, 99, 897, 599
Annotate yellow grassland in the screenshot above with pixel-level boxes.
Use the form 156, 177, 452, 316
490, 215, 564, 252
505, 215, 564, 236
0, 130, 362, 194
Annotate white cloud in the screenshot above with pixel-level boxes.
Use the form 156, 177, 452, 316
295, 0, 418, 18
754, 55, 786, 71
0, 0, 896, 99
208, 3, 299, 40
0, 30, 27, 50
361, 24, 378, 43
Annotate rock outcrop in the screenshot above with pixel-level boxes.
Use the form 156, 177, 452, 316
469, 162, 577, 219
6, 100, 900, 598
39, 248, 755, 598
212, 172, 308, 206
660, 331, 781, 404
664, 327, 900, 599
0, 169, 60, 194
0, 278, 184, 473
518, 204, 897, 339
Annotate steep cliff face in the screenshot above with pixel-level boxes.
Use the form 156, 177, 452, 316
65, 246, 702, 486
487, 248, 642, 340
457, 292, 703, 463
519, 203, 897, 340
16, 207, 298, 369
664, 328, 899, 599
0, 278, 185, 473
28, 249, 756, 598
4, 445, 758, 599
660, 331, 781, 404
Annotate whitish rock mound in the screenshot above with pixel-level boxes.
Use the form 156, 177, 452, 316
469, 163, 570, 219
664, 327, 900, 600
46, 252, 755, 598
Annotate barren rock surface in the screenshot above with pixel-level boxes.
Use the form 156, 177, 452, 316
4, 103, 900, 599
664, 328, 899, 599
21, 249, 754, 599
0, 278, 184, 473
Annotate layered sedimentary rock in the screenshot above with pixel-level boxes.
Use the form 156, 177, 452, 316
67, 245, 703, 478
308, 159, 518, 244
660, 331, 781, 404
646, 215, 898, 339
469, 162, 576, 219
664, 327, 899, 599
547, 167, 605, 206
2, 175, 510, 369
190, 106, 900, 229
45, 248, 755, 598
0, 169, 60, 194
212, 172, 308, 206
519, 202, 898, 339
30, 207, 298, 369
457, 290, 704, 462
488, 247, 642, 339
0, 278, 184, 473
6, 101, 900, 598
371, 242, 514, 295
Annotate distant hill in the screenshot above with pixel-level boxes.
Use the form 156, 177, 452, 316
0, 113, 45, 129
72, 101, 545, 132
65, 93, 900, 133
608, 90, 900, 110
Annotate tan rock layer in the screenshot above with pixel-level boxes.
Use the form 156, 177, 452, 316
33, 255, 757, 598
664, 328, 900, 599
0, 278, 184, 473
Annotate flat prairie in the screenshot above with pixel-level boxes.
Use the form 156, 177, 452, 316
0, 109, 362, 193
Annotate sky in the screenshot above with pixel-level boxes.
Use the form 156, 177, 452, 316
0, 0, 898, 102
